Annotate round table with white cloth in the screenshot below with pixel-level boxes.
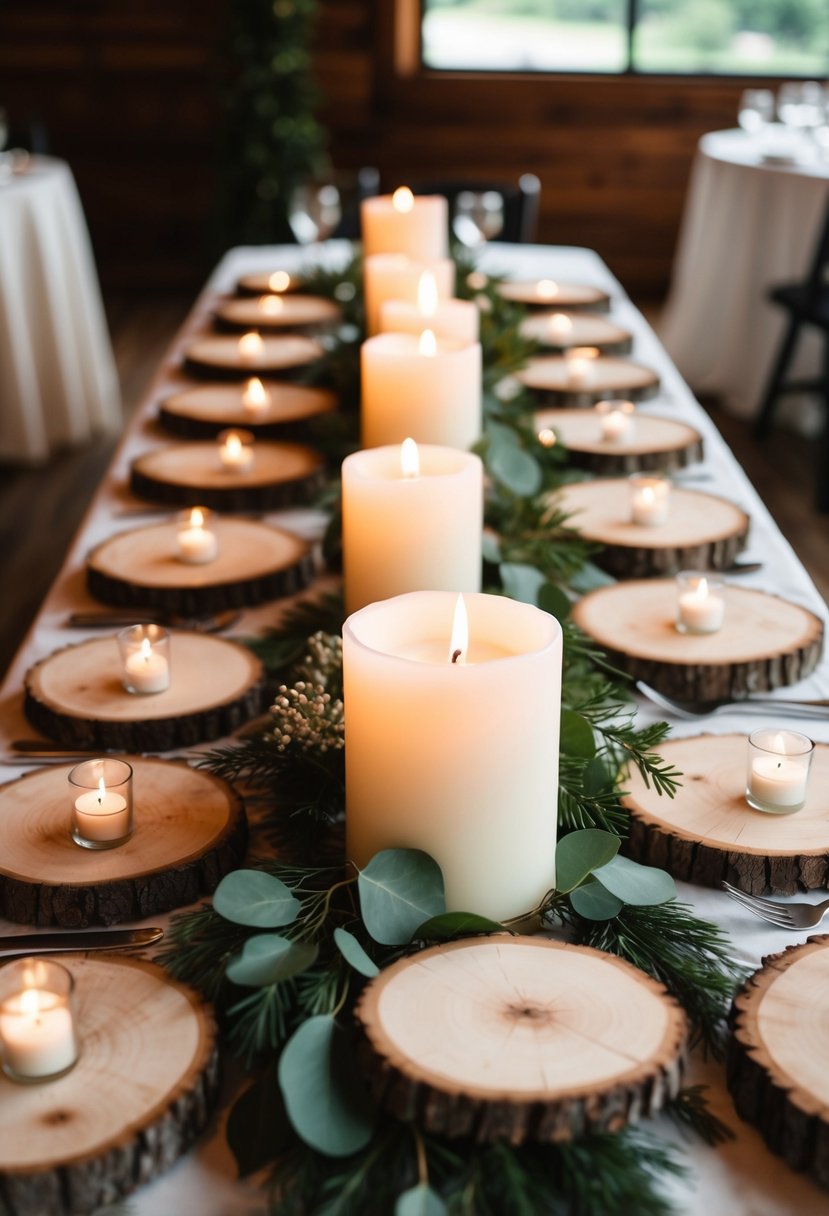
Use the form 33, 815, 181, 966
0, 156, 121, 462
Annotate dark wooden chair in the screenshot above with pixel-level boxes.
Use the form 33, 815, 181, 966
409, 173, 542, 244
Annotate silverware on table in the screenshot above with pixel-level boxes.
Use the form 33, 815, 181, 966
722, 882, 829, 930
0, 927, 164, 958
65, 608, 241, 633
635, 680, 829, 720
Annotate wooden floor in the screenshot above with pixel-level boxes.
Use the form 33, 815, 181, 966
0, 295, 827, 682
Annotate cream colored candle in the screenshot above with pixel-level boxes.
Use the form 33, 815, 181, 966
596, 399, 636, 443
237, 332, 265, 366
176, 507, 219, 564
342, 441, 483, 615
364, 254, 454, 335
242, 377, 270, 417
218, 429, 255, 471
629, 474, 670, 526
361, 187, 449, 261
746, 729, 814, 813
361, 330, 482, 451
343, 591, 562, 921
380, 270, 479, 343
565, 345, 600, 387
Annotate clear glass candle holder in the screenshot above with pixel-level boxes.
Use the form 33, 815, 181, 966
596, 399, 636, 443
0, 958, 80, 1083
176, 506, 219, 565
564, 345, 600, 387
675, 571, 726, 634
217, 428, 255, 472
629, 473, 670, 526
69, 757, 134, 850
117, 623, 171, 695
746, 729, 815, 815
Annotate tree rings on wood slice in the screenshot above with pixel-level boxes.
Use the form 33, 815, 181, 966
497, 280, 611, 312
213, 294, 341, 333
130, 440, 324, 511
0, 956, 218, 1216
86, 519, 313, 615
182, 333, 323, 379
728, 936, 829, 1190
622, 734, 829, 895
354, 936, 687, 1144
24, 632, 267, 752
553, 479, 748, 576
521, 311, 633, 354
236, 269, 303, 296
536, 410, 704, 474
0, 757, 247, 926
572, 580, 823, 701
158, 382, 337, 440
518, 356, 659, 406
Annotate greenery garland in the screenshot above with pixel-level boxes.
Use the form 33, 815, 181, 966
161, 247, 745, 1214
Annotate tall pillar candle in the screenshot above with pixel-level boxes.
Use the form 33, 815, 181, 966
343, 591, 562, 921
361, 187, 449, 261
342, 442, 483, 615
380, 270, 479, 344
361, 331, 482, 451
364, 254, 454, 335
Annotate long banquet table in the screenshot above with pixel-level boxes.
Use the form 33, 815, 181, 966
1, 240, 829, 1216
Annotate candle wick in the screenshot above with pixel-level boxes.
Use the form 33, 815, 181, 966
451, 648, 462, 664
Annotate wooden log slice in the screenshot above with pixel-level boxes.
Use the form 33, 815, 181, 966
158, 382, 337, 440
354, 936, 687, 1144
622, 734, 829, 895
572, 580, 824, 701
182, 333, 323, 380
86, 519, 314, 615
536, 409, 704, 474
728, 936, 829, 1190
214, 293, 341, 333
553, 479, 749, 576
129, 440, 324, 512
0, 956, 219, 1216
236, 269, 304, 297
518, 356, 660, 406
521, 311, 633, 354
24, 633, 267, 752
497, 280, 611, 312
0, 758, 247, 926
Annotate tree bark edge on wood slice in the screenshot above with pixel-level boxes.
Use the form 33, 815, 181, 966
129, 463, 325, 513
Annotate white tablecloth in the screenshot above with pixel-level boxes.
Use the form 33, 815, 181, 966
659, 129, 829, 431
0, 156, 121, 462
1, 242, 828, 1216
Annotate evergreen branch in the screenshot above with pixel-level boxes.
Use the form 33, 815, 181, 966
666, 1086, 733, 1148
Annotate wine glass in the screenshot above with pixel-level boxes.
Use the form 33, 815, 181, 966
287, 178, 342, 253
737, 89, 774, 136
452, 190, 505, 247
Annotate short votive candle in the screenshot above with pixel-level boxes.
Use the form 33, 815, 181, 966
176, 506, 219, 565
237, 331, 264, 365
675, 571, 725, 634
218, 428, 255, 471
596, 399, 636, 443
242, 376, 270, 416
547, 312, 574, 346
629, 474, 670, 527
0, 958, 79, 1083
565, 345, 600, 387
117, 623, 171, 695
69, 757, 134, 849
746, 729, 815, 815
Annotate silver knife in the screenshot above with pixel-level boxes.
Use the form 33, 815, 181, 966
0, 927, 164, 958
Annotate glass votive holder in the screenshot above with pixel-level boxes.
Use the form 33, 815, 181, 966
564, 345, 600, 387
745, 729, 815, 815
629, 473, 670, 526
596, 399, 636, 443
217, 427, 255, 471
675, 571, 725, 634
117, 623, 171, 695
0, 958, 80, 1083
68, 757, 134, 850
176, 506, 219, 565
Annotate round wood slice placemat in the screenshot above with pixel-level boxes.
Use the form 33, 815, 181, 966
0, 956, 218, 1216
572, 580, 824, 701
622, 734, 829, 895
24, 632, 267, 752
0, 758, 247, 926
521, 311, 633, 354
728, 936, 829, 1191
130, 440, 324, 511
182, 333, 323, 379
518, 355, 659, 405
237, 270, 303, 296
214, 294, 341, 333
497, 281, 611, 312
537, 410, 704, 474
355, 936, 687, 1144
86, 519, 313, 615
158, 382, 337, 440
553, 479, 749, 576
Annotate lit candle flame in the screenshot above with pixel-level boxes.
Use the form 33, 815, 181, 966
640, 486, 656, 508
268, 271, 291, 293
449, 594, 469, 665
771, 732, 789, 755
224, 432, 243, 459
537, 279, 558, 300
97, 776, 107, 804
259, 294, 284, 317
537, 427, 557, 448
690, 576, 709, 602
20, 987, 43, 1018
392, 186, 414, 213
140, 638, 153, 663
242, 376, 269, 412
400, 437, 419, 479
417, 271, 438, 317
238, 332, 264, 363
189, 507, 205, 529
418, 329, 437, 357
548, 313, 572, 338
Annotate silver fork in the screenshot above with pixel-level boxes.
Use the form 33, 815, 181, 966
722, 881, 829, 930
635, 680, 829, 720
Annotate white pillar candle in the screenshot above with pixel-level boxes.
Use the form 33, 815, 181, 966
675, 572, 725, 634
364, 254, 455, 335
380, 270, 479, 344
361, 330, 482, 451
361, 187, 449, 261
565, 345, 600, 387
237, 332, 265, 366
746, 729, 815, 814
176, 506, 219, 564
218, 429, 255, 471
596, 400, 636, 443
342, 441, 483, 615
343, 591, 562, 921
629, 474, 670, 527
0, 960, 78, 1081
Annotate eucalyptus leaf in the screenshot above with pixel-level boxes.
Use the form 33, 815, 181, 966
570, 879, 624, 921
569, 561, 616, 593
499, 562, 546, 606
488, 440, 542, 497
396, 1183, 448, 1216
278, 1015, 376, 1156
226, 1068, 292, 1177
481, 531, 501, 564
358, 849, 446, 945
333, 927, 379, 978
593, 854, 677, 906
226, 935, 318, 987
213, 870, 300, 928
415, 911, 505, 941
560, 709, 596, 759
555, 829, 620, 894
538, 582, 571, 622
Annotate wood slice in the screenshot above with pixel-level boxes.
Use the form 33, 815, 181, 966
521, 311, 633, 354
130, 440, 324, 512
182, 333, 323, 380
553, 479, 749, 576
537, 409, 704, 474
572, 580, 824, 701
237, 270, 303, 296
727, 936, 829, 1190
214, 293, 341, 333
158, 382, 337, 440
498, 280, 611, 312
354, 936, 687, 1144
623, 734, 829, 895
0, 956, 219, 1215
86, 519, 313, 615
0, 758, 247, 926
518, 356, 660, 406
24, 633, 267, 752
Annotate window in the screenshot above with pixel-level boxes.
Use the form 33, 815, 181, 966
421, 0, 829, 77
